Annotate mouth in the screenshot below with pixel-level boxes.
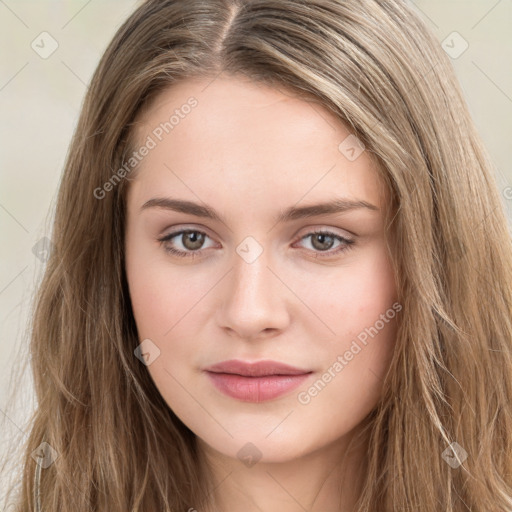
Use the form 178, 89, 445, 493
203, 359, 313, 402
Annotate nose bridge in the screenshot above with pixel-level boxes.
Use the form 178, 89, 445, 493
218, 237, 289, 337
231, 240, 274, 311
233, 246, 270, 301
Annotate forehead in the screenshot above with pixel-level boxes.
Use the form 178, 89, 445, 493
128, 75, 388, 215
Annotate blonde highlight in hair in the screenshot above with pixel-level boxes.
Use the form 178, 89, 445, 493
4, 0, 512, 510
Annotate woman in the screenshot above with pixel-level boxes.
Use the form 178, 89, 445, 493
5, 0, 512, 510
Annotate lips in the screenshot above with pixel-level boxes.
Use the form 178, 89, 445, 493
205, 359, 310, 377
204, 359, 312, 402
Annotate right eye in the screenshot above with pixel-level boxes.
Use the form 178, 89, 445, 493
157, 229, 216, 259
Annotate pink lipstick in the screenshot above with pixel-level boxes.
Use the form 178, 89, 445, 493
204, 359, 312, 402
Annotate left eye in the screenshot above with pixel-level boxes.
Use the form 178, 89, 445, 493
295, 230, 355, 256
157, 229, 355, 259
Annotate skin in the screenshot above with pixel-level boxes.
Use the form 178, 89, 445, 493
124, 74, 399, 512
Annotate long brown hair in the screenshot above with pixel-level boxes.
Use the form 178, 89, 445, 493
3, 0, 512, 510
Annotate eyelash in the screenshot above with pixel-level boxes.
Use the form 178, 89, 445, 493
157, 229, 355, 260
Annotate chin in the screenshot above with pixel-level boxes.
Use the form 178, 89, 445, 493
196, 427, 319, 467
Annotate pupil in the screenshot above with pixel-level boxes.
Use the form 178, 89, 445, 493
185, 232, 203, 249
315, 234, 333, 250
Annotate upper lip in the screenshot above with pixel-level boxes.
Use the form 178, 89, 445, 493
204, 359, 311, 377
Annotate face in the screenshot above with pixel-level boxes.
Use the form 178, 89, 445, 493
124, 74, 399, 464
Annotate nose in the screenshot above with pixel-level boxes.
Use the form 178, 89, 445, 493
216, 247, 290, 341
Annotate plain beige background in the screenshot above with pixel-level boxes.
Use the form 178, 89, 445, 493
0, 0, 511, 498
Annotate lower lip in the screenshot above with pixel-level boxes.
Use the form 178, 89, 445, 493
205, 371, 311, 402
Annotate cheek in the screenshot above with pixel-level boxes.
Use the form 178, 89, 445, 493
125, 234, 210, 339
294, 305, 399, 444
128, 274, 223, 347
312, 248, 397, 340
126, 267, 171, 338
125, 256, 204, 421
304, 246, 399, 399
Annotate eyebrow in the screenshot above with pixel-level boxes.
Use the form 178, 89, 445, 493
140, 196, 379, 223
